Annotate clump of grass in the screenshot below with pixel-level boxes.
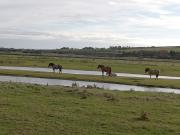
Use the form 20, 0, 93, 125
103, 93, 118, 101
72, 82, 79, 88
77, 89, 94, 99
79, 90, 89, 99
80, 94, 87, 99
93, 84, 97, 88
86, 85, 93, 89
130, 88, 135, 92
138, 111, 149, 121
86, 84, 97, 89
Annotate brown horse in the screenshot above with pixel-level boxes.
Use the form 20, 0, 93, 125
145, 67, 160, 79
48, 63, 63, 73
97, 65, 112, 76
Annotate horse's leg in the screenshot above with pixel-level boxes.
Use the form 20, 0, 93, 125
59, 68, 62, 74
102, 71, 104, 76
108, 71, 111, 76
156, 74, 159, 79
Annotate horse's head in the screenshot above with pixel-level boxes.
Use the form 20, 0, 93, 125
58, 65, 63, 70
48, 63, 54, 67
97, 65, 103, 69
145, 68, 150, 73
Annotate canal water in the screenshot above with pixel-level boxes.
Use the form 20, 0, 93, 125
1, 66, 180, 80
0, 75, 179, 94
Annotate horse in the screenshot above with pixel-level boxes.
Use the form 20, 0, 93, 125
97, 65, 112, 76
48, 63, 63, 73
145, 67, 160, 79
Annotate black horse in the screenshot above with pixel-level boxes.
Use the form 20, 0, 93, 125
48, 63, 63, 73
97, 65, 112, 76
145, 67, 160, 79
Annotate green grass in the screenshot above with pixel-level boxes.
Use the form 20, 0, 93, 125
1, 54, 180, 76
0, 69, 180, 89
0, 82, 179, 135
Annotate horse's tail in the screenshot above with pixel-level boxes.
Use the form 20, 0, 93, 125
109, 67, 112, 76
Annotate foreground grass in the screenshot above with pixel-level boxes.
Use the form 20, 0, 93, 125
0, 69, 180, 89
0, 82, 180, 135
1, 54, 180, 76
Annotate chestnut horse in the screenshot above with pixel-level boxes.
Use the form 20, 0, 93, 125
48, 63, 63, 73
145, 67, 160, 79
97, 65, 112, 76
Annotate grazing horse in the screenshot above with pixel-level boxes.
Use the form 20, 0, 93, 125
145, 67, 160, 79
97, 65, 112, 76
48, 63, 62, 73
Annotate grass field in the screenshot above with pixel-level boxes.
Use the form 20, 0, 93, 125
1, 54, 180, 76
0, 69, 180, 89
0, 82, 179, 135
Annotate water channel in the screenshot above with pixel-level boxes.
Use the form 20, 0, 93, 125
0, 75, 179, 94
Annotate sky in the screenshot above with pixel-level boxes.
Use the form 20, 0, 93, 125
0, 0, 180, 49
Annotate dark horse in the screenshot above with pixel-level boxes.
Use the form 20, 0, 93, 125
48, 63, 63, 73
97, 65, 112, 76
145, 67, 160, 79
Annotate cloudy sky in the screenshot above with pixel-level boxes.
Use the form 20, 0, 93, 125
0, 0, 180, 49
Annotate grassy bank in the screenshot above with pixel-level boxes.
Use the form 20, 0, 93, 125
0, 82, 179, 135
0, 69, 180, 89
1, 54, 180, 76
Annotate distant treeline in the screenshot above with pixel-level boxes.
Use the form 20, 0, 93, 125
0, 46, 180, 59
